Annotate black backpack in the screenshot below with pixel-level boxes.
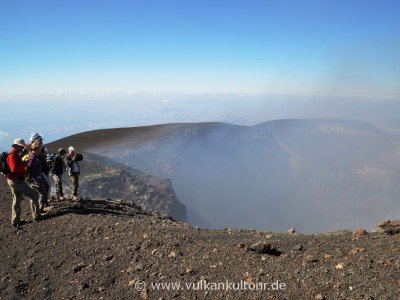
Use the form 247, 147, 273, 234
0, 152, 11, 176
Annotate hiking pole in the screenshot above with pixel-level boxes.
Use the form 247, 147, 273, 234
60, 177, 84, 199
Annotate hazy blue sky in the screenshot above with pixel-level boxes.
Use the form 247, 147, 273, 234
1, 0, 399, 97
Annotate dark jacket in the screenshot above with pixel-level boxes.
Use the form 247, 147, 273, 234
6, 147, 27, 180
39, 151, 50, 176
27, 152, 43, 184
51, 154, 65, 175
65, 154, 82, 176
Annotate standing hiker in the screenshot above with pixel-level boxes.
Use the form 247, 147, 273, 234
40, 147, 52, 202
27, 140, 51, 212
65, 146, 83, 201
51, 148, 67, 201
5, 138, 42, 227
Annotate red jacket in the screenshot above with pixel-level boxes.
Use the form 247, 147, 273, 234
6, 147, 27, 180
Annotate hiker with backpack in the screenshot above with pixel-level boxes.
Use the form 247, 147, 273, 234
26, 140, 52, 212
40, 147, 52, 201
4, 138, 42, 227
27, 132, 52, 210
65, 146, 83, 201
51, 148, 67, 201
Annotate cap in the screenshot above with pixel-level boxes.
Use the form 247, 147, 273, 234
30, 132, 44, 142
58, 148, 67, 155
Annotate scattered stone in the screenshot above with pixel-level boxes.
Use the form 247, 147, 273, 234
292, 244, 304, 252
128, 277, 139, 286
323, 254, 333, 260
73, 263, 86, 273
302, 255, 318, 267
135, 263, 144, 271
248, 241, 281, 256
352, 228, 368, 240
349, 247, 365, 255
377, 220, 391, 227
140, 290, 148, 299
315, 293, 325, 300
78, 282, 89, 291
131, 244, 141, 251
104, 255, 114, 262
243, 272, 253, 283
335, 263, 344, 270
288, 227, 296, 234
377, 220, 400, 235
236, 242, 246, 249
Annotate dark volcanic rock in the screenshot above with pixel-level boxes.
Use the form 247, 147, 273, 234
77, 153, 187, 222
378, 219, 400, 235
248, 241, 282, 256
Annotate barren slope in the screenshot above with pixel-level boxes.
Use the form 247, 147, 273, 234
0, 178, 399, 300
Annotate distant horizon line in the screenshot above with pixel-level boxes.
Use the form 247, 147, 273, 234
1, 91, 399, 100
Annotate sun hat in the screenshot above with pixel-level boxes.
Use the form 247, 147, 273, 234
12, 138, 26, 147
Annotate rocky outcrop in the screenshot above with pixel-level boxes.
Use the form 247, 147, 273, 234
377, 220, 400, 235
77, 152, 186, 222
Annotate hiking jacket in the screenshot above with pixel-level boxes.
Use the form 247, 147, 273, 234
6, 147, 27, 180
65, 154, 80, 176
39, 152, 50, 176
27, 152, 43, 184
51, 154, 65, 175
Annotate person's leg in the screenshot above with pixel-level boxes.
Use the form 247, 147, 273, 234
70, 173, 79, 198
21, 182, 41, 221
74, 174, 79, 197
54, 174, 63, 198
7, 180, 22, 226
37, 189, 45, 212
43, 178, 49, 205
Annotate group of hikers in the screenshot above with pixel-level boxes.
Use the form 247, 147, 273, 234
3, 132, 83, 227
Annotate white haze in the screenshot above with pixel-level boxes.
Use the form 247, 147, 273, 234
1, 94, 400, 232
1, 93, 400, 149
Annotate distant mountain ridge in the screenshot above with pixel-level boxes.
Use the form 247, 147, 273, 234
47, 119, 400, 232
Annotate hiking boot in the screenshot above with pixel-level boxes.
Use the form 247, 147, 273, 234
12, 219, 27, 227
33, 214, 45, 222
